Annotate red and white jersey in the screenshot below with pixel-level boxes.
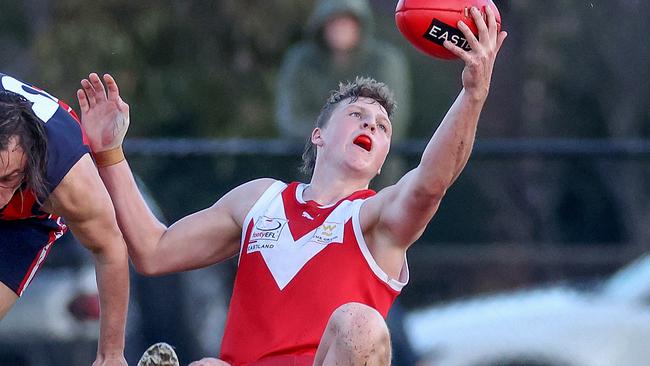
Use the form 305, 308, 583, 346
220, 181, 409, 365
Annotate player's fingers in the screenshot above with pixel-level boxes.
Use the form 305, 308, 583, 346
457, 20, 480, 52
496, 31, 508, 51
103, 74, 120, 102
80, 79, 96, 107
485, 5, 497, 41
470, 7, 489, 44
89, 73, 108, 101
117, 96, 130, 113
76, 89, 90, 114
443, 40, 471, 63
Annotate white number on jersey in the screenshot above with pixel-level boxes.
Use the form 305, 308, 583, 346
1, 75, 59, 123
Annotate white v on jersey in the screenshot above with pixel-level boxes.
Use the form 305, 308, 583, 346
220, 181, 408, 365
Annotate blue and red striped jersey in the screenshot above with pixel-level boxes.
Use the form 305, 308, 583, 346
0, 73, 90, 220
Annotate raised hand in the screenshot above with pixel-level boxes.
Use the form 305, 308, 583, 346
77, 73, 130, 153
443, 6, 507, 101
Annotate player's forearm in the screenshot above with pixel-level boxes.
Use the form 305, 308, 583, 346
413, 89, 485, 195
98, 159, 167, 270
92, 235, 129, 359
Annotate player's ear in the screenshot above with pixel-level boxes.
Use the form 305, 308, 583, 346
311, 128, 324, 147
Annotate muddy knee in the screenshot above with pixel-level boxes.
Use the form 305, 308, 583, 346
327, 302, 390, 362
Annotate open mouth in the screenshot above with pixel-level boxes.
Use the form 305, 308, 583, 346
353, 135, 372, 152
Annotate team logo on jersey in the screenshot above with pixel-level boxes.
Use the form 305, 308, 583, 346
248, 216, 287, 253
311, 222, 344, 245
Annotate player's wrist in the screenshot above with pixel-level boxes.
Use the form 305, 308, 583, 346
462, 85, 489, 103
93, 146, 125, 168
94, 353, 127, 366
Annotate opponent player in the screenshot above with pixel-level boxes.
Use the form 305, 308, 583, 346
80, 6, 505, 366
0, 73, 129, 366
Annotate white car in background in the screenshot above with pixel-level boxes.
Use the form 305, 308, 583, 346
405, 254, 650, 366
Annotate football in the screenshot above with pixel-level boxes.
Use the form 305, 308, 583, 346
395, 0, 501, 60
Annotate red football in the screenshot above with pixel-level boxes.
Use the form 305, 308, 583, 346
395, 0, 501, 60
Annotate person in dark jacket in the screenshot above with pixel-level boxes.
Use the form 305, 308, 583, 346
276, 0, 411, 142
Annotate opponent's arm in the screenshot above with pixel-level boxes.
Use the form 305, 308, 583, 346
363, 6, 507, 249
77, 73, 272, 275
47, 154, 128, 366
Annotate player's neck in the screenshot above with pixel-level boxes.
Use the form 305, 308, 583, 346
306, 168, 369, 206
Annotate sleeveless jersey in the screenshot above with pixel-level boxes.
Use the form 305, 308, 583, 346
0, 73, 90, 220
220, 181, 409, 365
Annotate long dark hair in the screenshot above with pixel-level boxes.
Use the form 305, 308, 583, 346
300, 76, 396, 175
0, 91, 49, 202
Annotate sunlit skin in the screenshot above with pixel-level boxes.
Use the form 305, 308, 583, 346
0, 137, 27, 209
309, 97, 392, 194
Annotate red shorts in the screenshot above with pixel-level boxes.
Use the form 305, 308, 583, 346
0, 216, 67, 296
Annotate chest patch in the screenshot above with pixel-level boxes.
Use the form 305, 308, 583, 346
245, 203, 354, 290
310, 222, 344, 245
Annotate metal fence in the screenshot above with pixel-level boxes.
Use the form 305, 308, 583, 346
124, 138, 650, 158
123, 137, 650, 306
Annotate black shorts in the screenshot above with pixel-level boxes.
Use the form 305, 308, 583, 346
0, 216, 67, 296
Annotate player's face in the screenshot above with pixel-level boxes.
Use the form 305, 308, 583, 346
0, 136, 27, 208
316, 97, 392, 176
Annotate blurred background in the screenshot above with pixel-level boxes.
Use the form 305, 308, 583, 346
1, 0, 650, 365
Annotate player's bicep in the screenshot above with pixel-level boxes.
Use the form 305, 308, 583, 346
155, 203, 242, 273
150, 178, 275, 274
361, 170, 444, 248
47, 154, 121, 250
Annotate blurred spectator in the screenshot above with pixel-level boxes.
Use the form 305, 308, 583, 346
275, 0, 411, 142
276, 0, 412, 190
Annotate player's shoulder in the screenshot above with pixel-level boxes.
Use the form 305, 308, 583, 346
236, 178, 284, 197
220, 178, 284, 224
0, 72, 80, 125
223, 178, 283, 206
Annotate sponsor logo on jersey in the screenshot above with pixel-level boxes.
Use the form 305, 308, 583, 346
247, 242, 276, 252
311, 222, 344, 245
247, 216, 287, 253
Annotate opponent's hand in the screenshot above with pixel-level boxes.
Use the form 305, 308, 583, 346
188, 358, 232, 366
77, 73, 130, 153
443, 6, 507, 101
91, 354, 128, 366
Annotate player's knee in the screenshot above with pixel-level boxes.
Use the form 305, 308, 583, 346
329, 302, 390, 355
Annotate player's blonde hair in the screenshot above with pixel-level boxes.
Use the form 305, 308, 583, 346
301, 76, 396, 175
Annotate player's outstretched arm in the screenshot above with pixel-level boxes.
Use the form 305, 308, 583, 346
46, 154, 129, 366
77, 73, 273, 275
363, 6, 507, 249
